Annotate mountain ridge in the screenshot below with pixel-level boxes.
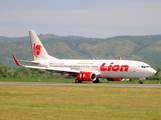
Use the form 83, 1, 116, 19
0, 34, 161, 68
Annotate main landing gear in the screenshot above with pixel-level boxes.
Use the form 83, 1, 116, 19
75, 79, 82, 83
93, 78, 100, 83
139, 80, 143, 84
75, 78, 100, 83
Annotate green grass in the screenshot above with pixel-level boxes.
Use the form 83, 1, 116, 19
0, 77, 74, 82
0, 85, 160, 120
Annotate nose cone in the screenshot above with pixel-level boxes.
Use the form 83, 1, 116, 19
148, 68, 156, 76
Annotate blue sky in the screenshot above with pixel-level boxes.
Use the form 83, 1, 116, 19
0, 0, 161, 38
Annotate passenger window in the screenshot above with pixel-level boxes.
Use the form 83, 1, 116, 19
141, 66, 151, 68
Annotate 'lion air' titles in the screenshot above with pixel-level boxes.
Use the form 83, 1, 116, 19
100, 62, 129, 72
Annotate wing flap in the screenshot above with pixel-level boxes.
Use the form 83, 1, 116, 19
25, 65, 80, 73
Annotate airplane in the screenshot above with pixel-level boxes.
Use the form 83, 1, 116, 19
12, 30, 156, 84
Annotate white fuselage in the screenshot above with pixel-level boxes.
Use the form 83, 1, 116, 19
38, 59, 156, 79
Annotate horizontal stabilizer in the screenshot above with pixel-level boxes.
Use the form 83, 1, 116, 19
12, 54, 39, 66
7, 57, 39, 64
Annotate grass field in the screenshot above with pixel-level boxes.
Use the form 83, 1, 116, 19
0, 85, 160, 120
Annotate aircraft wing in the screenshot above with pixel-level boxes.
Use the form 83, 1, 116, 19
12, 54, 101, 77
12, 54, 80, 73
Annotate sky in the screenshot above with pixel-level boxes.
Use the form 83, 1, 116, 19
0, 0, 161, 38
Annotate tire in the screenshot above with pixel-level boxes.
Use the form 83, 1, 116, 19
75, 79, 82, 83
139, 80, 143, 84
93, 78, 100, 83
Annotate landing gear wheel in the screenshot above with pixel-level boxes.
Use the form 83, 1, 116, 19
93, 78, 100, 83
75, 79, 82, 83
139, 80, 143, 84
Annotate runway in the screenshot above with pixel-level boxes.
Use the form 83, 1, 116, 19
0, 82, 160, 88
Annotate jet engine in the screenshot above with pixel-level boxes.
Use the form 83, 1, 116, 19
76, 72, 97, 81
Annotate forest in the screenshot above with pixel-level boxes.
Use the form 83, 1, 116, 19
1, 34, 161, 69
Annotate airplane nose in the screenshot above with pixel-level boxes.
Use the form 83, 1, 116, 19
149, 68, 156, 76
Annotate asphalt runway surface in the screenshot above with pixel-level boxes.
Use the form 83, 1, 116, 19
0, 82, 161, 88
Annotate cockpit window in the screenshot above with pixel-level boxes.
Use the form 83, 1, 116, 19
141, 66, 150, 68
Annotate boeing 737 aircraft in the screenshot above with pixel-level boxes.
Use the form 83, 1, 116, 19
12, 30, 156, 84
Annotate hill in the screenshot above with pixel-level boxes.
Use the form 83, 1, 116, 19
0, 34, 161, 68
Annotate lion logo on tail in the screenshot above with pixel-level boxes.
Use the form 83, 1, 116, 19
32, 43, 42, 57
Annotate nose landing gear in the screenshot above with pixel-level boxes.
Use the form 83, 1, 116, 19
138, 78, 146, 84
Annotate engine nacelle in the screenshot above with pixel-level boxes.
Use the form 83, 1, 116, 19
106, 78, 121, 81
76, 72, 97, 81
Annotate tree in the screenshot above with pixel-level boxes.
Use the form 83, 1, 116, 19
0, 63, 6, 77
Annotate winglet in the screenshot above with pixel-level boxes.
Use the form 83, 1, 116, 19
12, 54, 22, 66
118, 57, 122, 60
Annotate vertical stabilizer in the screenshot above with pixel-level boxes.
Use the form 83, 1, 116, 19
29, 30, 58, 61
